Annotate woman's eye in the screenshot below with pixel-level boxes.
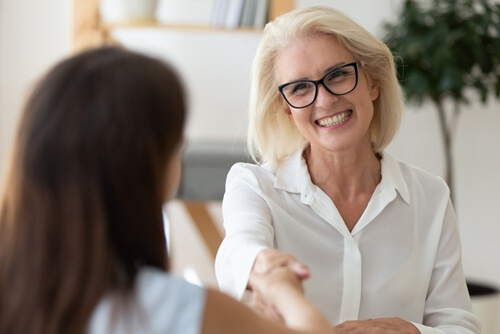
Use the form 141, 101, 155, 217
293, 83, 308, 92
327, 70, 347, 81
289, 82, 313, 95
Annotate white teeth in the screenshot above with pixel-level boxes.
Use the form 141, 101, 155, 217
317, 110, 352, 127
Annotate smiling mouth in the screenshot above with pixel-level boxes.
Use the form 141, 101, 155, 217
316, 110, 352, 127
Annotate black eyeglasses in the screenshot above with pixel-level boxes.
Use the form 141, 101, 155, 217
278, 62, 359, 109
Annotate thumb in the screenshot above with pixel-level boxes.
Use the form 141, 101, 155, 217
287, 261, 310, 280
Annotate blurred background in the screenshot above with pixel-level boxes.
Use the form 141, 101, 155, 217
1, 0, 499, 330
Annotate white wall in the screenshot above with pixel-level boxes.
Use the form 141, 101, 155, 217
111, 27, 262, 142
0, 0, 499, 321
0, 0, 72, 189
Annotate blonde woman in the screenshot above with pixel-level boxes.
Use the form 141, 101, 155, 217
215, 6, 480, 334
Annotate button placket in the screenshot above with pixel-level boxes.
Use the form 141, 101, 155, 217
339, 234, 362, 322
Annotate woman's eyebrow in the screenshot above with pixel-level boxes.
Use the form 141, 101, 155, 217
323, 61, 350, 75
283, 61, 350, 83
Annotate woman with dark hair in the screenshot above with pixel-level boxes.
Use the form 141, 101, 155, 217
0, 46, 332, 334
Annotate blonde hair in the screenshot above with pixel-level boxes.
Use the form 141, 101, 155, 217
248, 6, 404, 166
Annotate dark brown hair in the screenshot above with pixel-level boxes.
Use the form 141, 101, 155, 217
0, 46, 186, 334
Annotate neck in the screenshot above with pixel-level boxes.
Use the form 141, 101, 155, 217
304, 144, 381, 200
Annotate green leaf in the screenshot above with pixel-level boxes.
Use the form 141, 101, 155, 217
381, 0, 500, 108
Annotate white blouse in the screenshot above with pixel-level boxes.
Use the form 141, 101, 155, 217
87, 268, 206, 334
215, 150, 481, 333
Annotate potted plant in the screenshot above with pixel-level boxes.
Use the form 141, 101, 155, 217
382, 0, 500, 202
382, 0, 500, 331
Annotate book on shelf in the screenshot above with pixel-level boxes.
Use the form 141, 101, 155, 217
240, 0, 257, 27
105, 0, 294, 29
210, 0, 229, 27
224, 0, 246, 28
253, 0, 269, 28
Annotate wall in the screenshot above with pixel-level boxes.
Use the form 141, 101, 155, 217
111, 27, 262, 142
0, 0, 499, 323
0, 0, 72, 189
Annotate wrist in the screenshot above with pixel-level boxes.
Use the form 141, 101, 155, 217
271, 285, 330, 330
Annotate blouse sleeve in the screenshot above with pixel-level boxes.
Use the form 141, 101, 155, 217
215, 163, 275, 299
416, 198, 481, 333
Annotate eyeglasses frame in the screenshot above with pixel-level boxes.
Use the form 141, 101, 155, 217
277, 61, 360, 109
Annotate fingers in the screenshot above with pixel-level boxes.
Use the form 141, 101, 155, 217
250, 267, 302, 325
247, 249, 312, 326
287, 261, 310, 279
250, 265, 302, 295
249, 249, 309, 291
253, 248, 310, 278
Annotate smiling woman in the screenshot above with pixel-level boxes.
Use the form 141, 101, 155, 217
274, 34, 380, 162
215, 5, 482, 333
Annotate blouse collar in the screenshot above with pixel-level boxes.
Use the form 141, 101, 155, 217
272, 149, 410, 205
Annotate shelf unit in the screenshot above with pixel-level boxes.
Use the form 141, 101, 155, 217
73, 0, 295, 52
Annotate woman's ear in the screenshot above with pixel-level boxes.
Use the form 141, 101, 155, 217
370, 82, 380, 101
363, 69, 380, 101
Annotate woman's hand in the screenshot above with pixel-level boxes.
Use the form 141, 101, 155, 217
202, 268, 331, 334
334, 317, 420, 334
248, 249, 310, 323
249, 249, 310, 286
250, 266, 305, 302
250, 266, 304, 323
250, 266, 331, 331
